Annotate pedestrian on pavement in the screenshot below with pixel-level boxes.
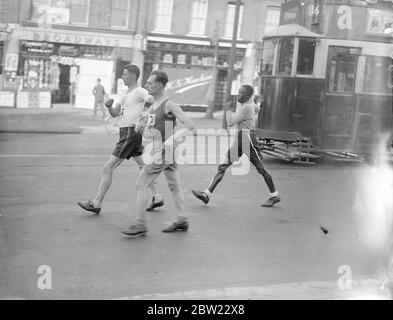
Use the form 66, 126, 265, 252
121, 70, 197, 237
78, 65, 164, 215
192, 84, 281, 207
92, 78, 107, 119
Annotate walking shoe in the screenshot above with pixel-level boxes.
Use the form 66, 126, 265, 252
162, 220, 189, 233
192, 190, 210, 205
261, 196, 281, 207
77, 201, 101, 214
146, 197, 164, 211
121, 224, 147, 237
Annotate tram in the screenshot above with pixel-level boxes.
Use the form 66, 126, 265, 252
257, 0, 393, 162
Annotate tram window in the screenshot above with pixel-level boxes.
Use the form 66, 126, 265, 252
327, 50, 357, 93
261, 39, 276, 76
297, 39, 315, 75
362, 56, 393, 95
276, 38, 294, 76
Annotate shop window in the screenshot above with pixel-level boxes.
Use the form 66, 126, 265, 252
264, 6, 281, 35
276, 38, 294, 76
22, 58, 52, 89
189, 0, 208, 35
361, 56, 393, 95
70, 0, 89, 24
111, 0, 130, 28
296, 39, 315, 75
261, 39, 277, 76
154, 0, 174, 33
224, 3, 243, 39
327, 48, 357, 93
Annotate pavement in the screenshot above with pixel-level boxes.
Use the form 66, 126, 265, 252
0, 106, 392, 300
0, 105, 225, 134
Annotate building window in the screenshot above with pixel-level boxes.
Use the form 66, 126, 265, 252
111, 0, 130, 28
31, 0, 89, 25
70, 0, 89, 25
264, 6, 281, 34
31, 0, 71, 24
177, 54, 186, 64
189, 0, 208, 35
224, 3, 243, 39
154, 0, 174, 33
163, 53, 173, 64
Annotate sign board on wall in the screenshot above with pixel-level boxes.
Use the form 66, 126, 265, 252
0, 91, 15, 107
5, 53, 18, 71
366, 9, 393, 35
19, 27, 137, 48
16, 91, 29, 108
39, 92, 51, 109
17, 91, 51, 109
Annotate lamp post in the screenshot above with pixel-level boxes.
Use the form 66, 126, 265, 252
222, 0, 242, 129
205, 20, 220, 119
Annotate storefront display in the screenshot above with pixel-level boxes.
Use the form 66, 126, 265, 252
17, 26, 137, 108
18, 40, 122, 106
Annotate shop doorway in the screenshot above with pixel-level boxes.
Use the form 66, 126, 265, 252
56, 64, 71, 104
74, 59, 113, 110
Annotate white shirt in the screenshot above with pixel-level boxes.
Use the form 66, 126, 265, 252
117, 87, 148, 128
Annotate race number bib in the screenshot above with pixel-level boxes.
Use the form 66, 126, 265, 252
147, 114, 156, 127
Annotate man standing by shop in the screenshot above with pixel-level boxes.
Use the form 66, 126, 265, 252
121, 70, 196, 237
78, 65, 164, 214
92, 78, 106, 119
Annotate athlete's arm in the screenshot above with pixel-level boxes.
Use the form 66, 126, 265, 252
166, 101, 197, 137
226, 106, 249, 126
105, 99, 121, 117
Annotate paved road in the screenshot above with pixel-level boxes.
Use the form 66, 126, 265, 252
0, 131, 392, 300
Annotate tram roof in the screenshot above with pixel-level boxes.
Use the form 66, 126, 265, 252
263, 24, 326, 40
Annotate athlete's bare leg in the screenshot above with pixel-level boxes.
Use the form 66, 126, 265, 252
92, 155, 124, 208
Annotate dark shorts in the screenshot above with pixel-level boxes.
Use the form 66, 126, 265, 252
227, 130, 263, 163
112, 127, 143, 160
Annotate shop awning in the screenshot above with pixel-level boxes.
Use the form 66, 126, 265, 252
263, 24, 325, 40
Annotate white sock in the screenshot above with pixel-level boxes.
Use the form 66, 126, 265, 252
204, 189, 212, 198
269, 191, 279, 198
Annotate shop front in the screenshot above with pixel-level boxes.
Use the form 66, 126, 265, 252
143, 36, 246, 110
17, 27, 141, 109
0, 31, 19, 108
